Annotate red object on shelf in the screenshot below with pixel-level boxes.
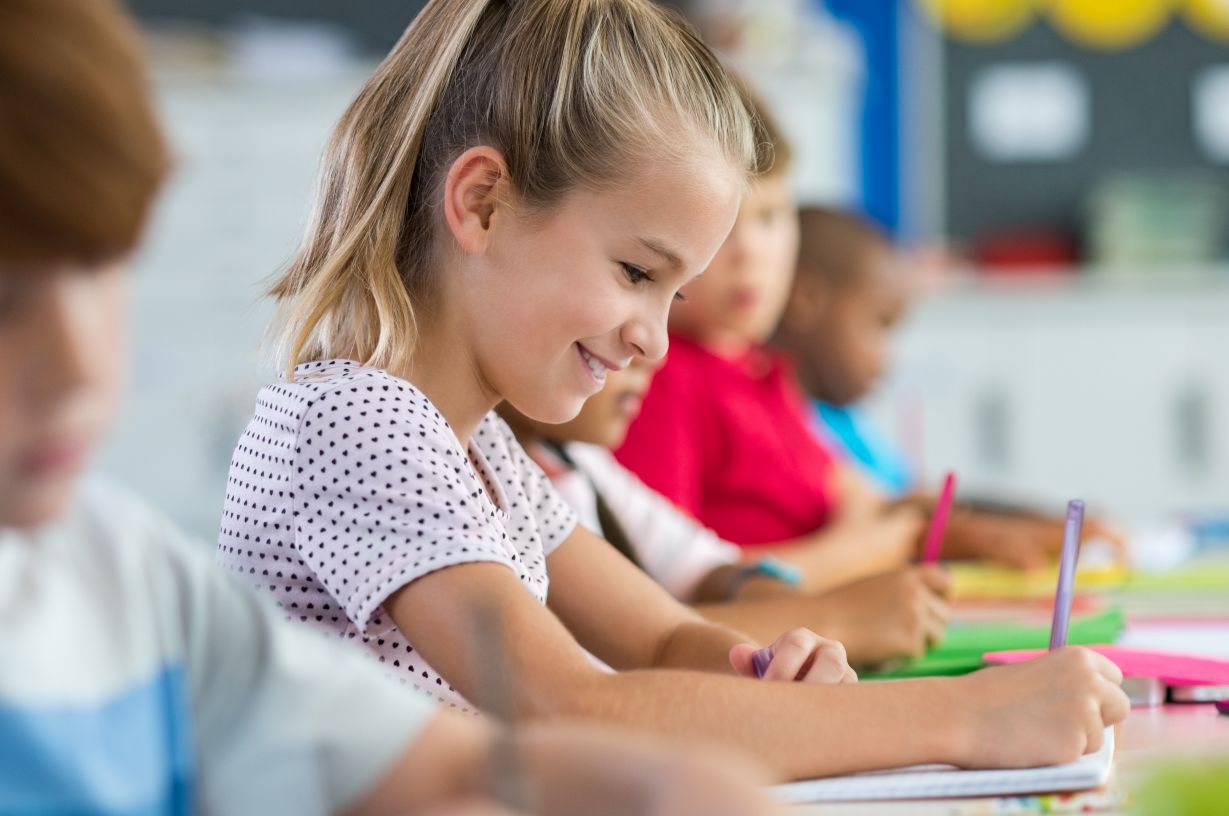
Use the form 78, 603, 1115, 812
973, 230, 1079, 273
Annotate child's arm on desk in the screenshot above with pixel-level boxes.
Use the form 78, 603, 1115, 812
384, 526, 1129, 781
751, 505, 924, 591
891, 497, 1129, 570
350, 713, 783, 816
695, 565, 951, 667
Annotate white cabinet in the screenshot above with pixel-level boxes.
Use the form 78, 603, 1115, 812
872, 279, 1229, 522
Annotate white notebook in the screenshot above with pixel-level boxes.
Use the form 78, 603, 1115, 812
773, 727, 1114, 803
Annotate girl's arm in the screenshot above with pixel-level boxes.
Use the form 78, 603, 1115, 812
544, 524, 765, 674
694, 565, 952, 667
384, 528, 1129, 780
749, 505, 923, 592
727, 463, 923, 591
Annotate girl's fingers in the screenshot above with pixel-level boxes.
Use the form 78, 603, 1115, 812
761, 635, 816, 682
1098, 675, 1130, 726
918, 564, 954, 597
797, 640, 850, 685
926, 590, 951, 625
1084, 719, 1104, 755
739, 630, 854, 684
1089, 650, 1124, 685
924, 608, 947, 649
727, 643, 760, 678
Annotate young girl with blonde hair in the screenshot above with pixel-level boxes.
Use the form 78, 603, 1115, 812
0, 0, 785, 813
219, 0, 1127, 782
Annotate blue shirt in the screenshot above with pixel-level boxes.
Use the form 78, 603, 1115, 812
0, 481, 433, 815
812, 401, 915, 497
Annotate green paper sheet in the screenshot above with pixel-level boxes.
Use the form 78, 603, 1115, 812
862, 608, 1125, 680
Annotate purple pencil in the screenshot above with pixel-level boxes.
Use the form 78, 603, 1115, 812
1049, 499, 1085, 651
752, 647, 773, 678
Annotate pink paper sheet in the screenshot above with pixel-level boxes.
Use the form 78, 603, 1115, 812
983, 646, 1229, 686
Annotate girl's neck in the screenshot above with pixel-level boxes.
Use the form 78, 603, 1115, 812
685, 329, 755, 362
394, 322, 499, 446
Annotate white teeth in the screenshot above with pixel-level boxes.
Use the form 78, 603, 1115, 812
580, 347, 608, 381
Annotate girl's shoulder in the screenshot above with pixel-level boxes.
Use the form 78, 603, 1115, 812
261, 359, 460, 460
271, 359, 441, 419
281, 359, 417, 398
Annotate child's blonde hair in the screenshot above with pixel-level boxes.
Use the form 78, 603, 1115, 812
272, 0, 760, 377
739, 80, 792, 181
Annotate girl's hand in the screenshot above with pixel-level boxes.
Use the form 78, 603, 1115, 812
823, 505, 926, 578
728, 628, 858, 684
941, 647, 1129, 768
808, 565, 952, 665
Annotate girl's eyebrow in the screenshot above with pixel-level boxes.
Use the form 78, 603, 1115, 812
636, 237, 683, 270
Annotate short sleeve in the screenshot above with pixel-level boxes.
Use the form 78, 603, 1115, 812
499, 421, 578, 557
151, 515, 436, 815
569, 443, 740, 601
290, 382, 520, 635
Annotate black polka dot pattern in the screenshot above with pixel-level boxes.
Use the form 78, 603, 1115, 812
217, 359, 578, 711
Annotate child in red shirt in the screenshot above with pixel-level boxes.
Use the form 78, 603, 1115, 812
618, 332, 839, 547
616, 92, 922, 591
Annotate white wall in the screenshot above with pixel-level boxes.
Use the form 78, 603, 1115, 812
100, 69, 368, 538
869, 276, 1229, 526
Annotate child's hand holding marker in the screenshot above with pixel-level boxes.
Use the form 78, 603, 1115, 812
936, 499, 1129, 769
729, 629, 858, 683
941, 647, 1128, 768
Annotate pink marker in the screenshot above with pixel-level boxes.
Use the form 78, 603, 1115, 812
922, 471, 956, 564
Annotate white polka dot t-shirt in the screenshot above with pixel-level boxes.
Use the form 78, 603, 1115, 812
217, 359, 578, 711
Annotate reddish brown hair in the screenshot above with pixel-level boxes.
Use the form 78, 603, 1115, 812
0, 0, 170, 264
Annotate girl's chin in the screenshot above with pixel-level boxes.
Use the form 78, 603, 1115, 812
510, 397, 587, 427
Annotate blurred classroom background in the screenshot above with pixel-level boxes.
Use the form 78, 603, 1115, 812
113, 0, 1229, 551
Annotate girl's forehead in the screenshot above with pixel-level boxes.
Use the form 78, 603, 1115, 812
567, 163, 740, 240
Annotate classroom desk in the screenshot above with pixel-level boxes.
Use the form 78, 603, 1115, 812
790, 704, 1229, 815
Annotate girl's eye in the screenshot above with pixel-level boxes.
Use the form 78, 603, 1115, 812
621, 261, 685, 302
621, 262, 652, 285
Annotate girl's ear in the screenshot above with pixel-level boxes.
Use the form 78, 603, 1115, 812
442, 145, 511, 255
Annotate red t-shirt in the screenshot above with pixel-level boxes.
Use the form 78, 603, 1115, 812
614, 333, 839, 548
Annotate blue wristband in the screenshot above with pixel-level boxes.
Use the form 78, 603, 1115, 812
726, 556, 802, 600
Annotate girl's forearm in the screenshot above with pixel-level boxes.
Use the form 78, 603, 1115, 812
693, 597, 841, 648
752, 530, 887, 592
546, 671, 963, 781
651, 618, 755, 674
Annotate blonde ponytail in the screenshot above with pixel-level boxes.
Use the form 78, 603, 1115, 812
272, 0, 757, 377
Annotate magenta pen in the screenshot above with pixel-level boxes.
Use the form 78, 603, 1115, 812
922, 471, 956, 564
